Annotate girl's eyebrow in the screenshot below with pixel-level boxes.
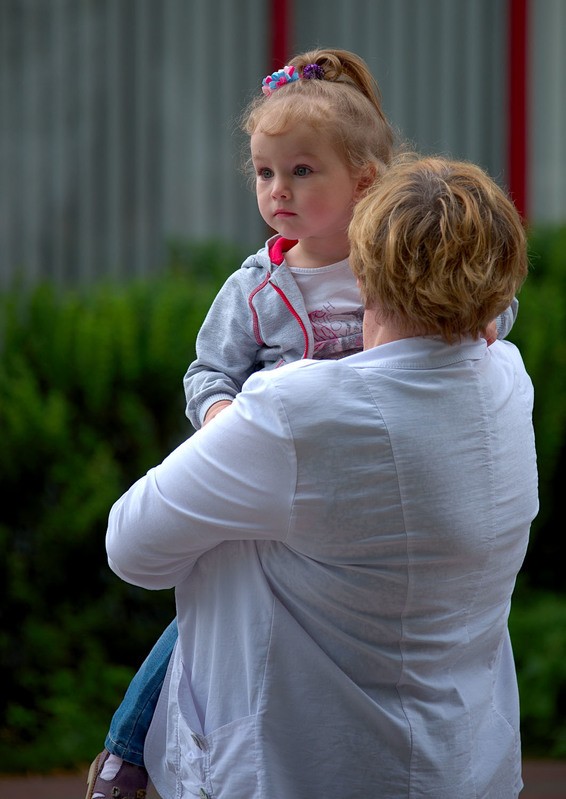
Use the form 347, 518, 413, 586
251, 150, 322, 164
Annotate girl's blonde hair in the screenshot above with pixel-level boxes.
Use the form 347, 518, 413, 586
242, 48, 395, 176
349, 155, 528, 342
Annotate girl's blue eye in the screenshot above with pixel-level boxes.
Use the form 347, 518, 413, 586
295, 166, 311, 177
258, 168, 273, 180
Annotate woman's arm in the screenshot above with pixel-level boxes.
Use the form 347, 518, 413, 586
106, 372, 297, 590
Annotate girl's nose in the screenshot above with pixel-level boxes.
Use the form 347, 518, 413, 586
271, 176, 290, 199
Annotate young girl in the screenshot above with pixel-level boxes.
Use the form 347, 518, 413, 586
87, 49, 516, 799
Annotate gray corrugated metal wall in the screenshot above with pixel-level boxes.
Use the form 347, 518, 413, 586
1, 0, 564, 287
531, 0, 566, 223
0, 0, 267, 287
295, 0, 507, 178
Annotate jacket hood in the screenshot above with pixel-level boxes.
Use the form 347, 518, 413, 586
241, 235, 298, 271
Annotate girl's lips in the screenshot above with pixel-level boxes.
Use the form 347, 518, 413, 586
274, 210, 296, 217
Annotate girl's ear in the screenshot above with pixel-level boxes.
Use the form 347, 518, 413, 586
354, 162, 379, 201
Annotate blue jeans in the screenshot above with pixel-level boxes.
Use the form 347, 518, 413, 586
105, 618, 178, 767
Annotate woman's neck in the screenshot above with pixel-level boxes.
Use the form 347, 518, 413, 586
362, 308, 426, 349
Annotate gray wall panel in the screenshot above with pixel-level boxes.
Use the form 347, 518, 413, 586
531, 0, 566, 223
0, 0, 564, 287
0, 0, 267, 287
294, 0, 507, 178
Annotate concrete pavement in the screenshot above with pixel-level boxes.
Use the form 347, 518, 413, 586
0, 761, 564, 798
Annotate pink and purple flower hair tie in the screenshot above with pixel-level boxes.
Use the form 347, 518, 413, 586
261, 63, 325, 96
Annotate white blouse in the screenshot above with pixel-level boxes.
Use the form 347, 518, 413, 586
106, 336, 538, 799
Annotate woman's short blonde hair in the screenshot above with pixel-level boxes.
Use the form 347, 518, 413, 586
349, 155, 528, 342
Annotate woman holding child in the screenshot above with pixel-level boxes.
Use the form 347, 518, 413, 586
105, 152, 538, 798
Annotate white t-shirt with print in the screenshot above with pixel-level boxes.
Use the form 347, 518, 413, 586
286, 259, 363, 359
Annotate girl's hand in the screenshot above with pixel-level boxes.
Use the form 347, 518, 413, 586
204, 400, 233, 425
483, 321, 498, 346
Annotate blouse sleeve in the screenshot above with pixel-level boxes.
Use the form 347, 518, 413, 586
106, 371, 297, 590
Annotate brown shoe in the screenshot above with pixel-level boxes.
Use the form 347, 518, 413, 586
86, 749, 148, 799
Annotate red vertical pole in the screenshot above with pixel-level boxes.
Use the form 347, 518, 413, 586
270, 0, 292, 70
507, 0, 529, 221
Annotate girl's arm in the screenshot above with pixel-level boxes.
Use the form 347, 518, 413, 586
184, 271, 263, 429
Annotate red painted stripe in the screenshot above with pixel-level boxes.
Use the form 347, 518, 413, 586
270, 0, 292, 70
507, 0, 529, 220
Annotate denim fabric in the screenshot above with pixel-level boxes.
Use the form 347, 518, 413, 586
105, 618, 178, 766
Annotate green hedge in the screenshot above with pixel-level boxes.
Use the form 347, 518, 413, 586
0, 233, 565, 771
506, 225, 566, 759
509, 587, 566, 758
507, 226, 566, 592
0, 241, 243, 771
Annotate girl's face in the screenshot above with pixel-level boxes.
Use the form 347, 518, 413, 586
251, 123, 365, 265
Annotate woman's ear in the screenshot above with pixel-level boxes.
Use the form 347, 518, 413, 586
354, 162, 379, 201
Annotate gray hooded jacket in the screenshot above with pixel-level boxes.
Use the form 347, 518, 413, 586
184, 236, 313, 428
184, 235, 519, 429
